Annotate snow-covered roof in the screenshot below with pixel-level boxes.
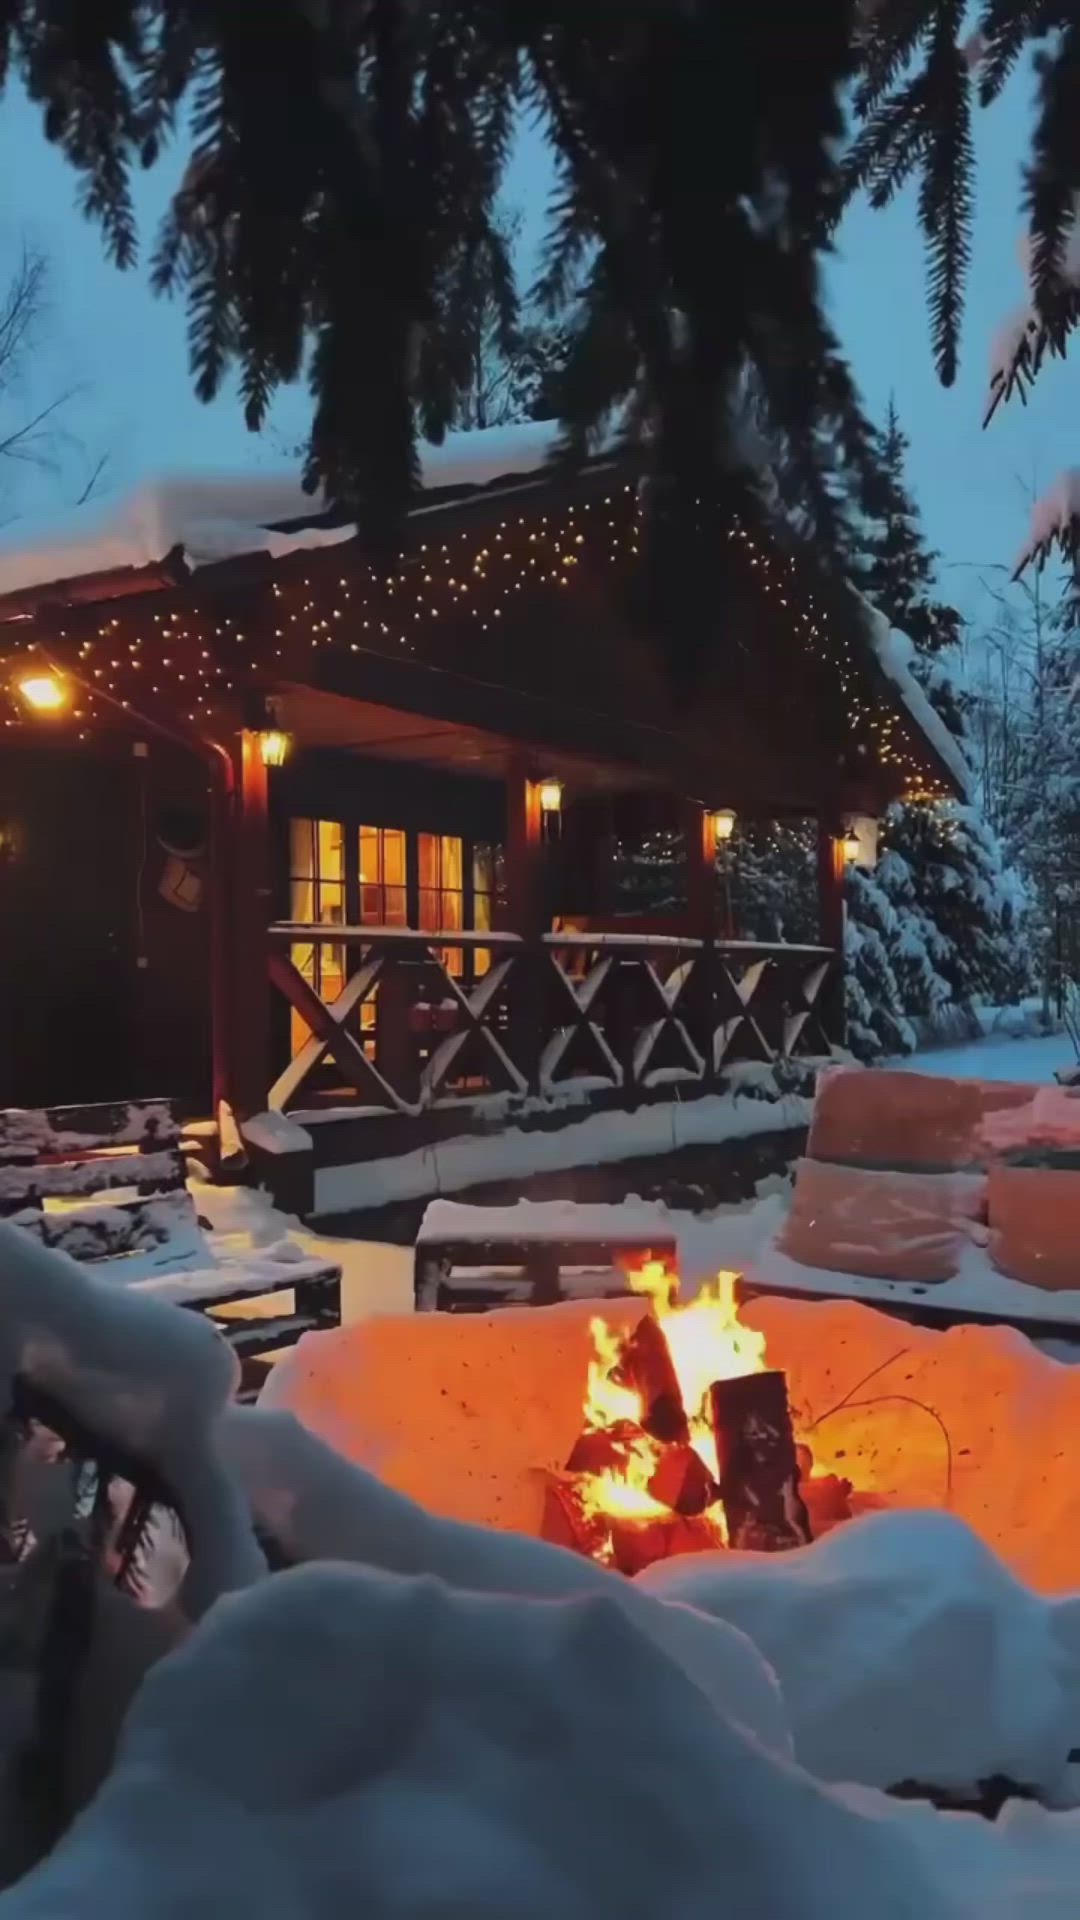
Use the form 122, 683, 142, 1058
859, 595, 972, 798
0, 419, 573, 610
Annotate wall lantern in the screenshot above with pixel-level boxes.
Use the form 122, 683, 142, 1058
840, 814, 879, 869
711, 808, 737, 843
17, 672, 68, 714
256, 727, 292, 769
538, 777, 563, 843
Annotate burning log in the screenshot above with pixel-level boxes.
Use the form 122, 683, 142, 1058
710, 1370, 812, 1553
607, 1512, 722, 1578
617, 1313, 689, 1447
646, 1443, 716, 1517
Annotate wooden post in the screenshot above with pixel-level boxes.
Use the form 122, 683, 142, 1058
504, 757, 545, 938
683, 800, 716, 940
228, 731, 273, 1121
504, 757, 545, 1093
816, 815, 845, 953
816, 814, 846, 1049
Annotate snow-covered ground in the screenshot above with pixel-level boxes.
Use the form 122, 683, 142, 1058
903, 1029, 1072, 1085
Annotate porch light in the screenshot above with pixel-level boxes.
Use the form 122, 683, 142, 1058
256, 727, 292, 769
538, 778, 563, 817
711, 808, 736, 842
17, 672, 68, 714
841, 828, 862, 864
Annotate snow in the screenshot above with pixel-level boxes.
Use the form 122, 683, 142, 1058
312, 1080, 813, 1217
14, 1224, 1080, 1910
902, 1029, 1071, 1085
861, 601, 973, 797
0, 1216, 262, 1618
640, 1509, 1080, 1801
0, 421, 580, 609
416, 1195, 675, 1245
1015, 469, 1080, 573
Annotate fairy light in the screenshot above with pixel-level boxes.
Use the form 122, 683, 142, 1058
0, 482, 949, 796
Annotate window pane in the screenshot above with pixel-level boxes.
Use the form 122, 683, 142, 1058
418, 832, 439, 891
360, 884, 384, 925
383, 829, 406, 886
290, 818, 315, 880
441, 836, 463, 891
473, 843, 494, 896
358, 825, 380, 886
384, 884, 408, 927
318, 818, 344, 883
290, 876, 316, 924
418, 887, 440, 932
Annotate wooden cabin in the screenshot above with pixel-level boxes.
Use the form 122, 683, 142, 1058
0, 424, 961, 1200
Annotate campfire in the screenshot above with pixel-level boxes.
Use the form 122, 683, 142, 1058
541, 1263, 857, 1575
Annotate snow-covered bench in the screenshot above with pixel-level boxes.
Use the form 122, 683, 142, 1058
0, 1098, 341, 1397
414, 1198, 676, 1312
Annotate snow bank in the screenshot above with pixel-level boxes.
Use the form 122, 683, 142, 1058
0, 1218, 262, 1616
219, 1406, 790, 1754
0, 421, 577, 608
16, 1533, 1080, 1920
0, 1556, 966, 1920
640, 1510, 1080, 1802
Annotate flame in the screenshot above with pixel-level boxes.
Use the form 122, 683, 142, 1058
576, 1264, 767, 1539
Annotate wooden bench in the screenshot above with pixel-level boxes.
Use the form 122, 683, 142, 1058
414, 1199, 676, 1312
0, 1098, 342, 1399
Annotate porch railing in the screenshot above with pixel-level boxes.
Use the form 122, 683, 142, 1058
266, 923, 837, 1117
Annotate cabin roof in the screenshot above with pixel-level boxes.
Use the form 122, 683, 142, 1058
0, 421, 597, 616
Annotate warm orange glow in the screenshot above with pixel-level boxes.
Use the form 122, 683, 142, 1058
711, 807, 736, 842
17, 673, 68, 713
538, 777, 563, 815
576, 1265, 767, 1546
841, 830, 861, 864
257, 727, 292, 768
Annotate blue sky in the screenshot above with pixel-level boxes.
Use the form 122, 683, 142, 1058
0, 63, 1071, 622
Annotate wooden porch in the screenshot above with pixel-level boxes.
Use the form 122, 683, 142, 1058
267, 924, 837, 1121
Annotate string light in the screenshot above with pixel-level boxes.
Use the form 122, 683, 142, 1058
0, 483, 948, 796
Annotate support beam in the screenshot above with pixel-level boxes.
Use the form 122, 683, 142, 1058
684, 800, 718, 939
816, 815, 846, 1049
504, 757, 545, 938
227, 730, 273, 1120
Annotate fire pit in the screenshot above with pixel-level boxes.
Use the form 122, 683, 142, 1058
540, 1263, 858, 1576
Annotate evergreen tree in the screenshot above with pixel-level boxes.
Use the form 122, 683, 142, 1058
843, 865, 916, 1062
0, 0, 864, 674
855, 400, 960, 656
840, 397, 1033, 1053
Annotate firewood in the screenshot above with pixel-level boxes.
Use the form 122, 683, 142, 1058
539, 1475, 609, 1563
609, 1511, 722, 1578
709, 1370, 813, 1553
616, 1312, 689, 1446
646, 1443, 716, 1517
565, 1422, 646, 1477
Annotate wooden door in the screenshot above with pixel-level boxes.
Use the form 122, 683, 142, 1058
0, 749, 138, 1107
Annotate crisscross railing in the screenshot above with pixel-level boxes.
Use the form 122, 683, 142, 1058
267, 924, 837, 1116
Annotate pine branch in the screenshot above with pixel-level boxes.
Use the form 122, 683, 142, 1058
853, 0, 937, 117
1023, 21, 1080, 332
917, 8, 974, 386
978, 0, 1061, 104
